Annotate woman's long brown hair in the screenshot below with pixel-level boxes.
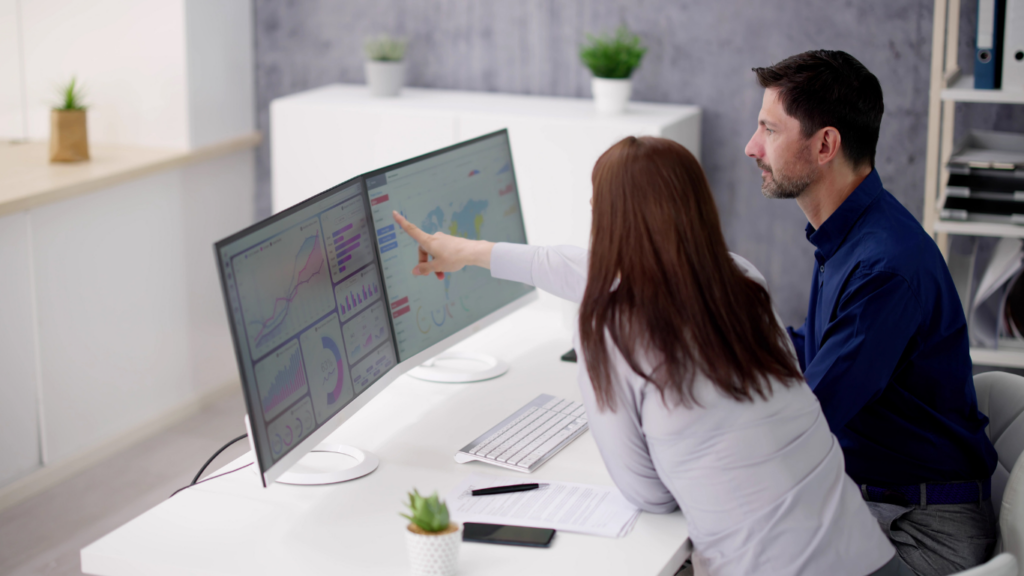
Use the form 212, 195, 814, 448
578, 136, 803, 411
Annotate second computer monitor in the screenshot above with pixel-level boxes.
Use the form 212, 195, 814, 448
363, 129, 535, 362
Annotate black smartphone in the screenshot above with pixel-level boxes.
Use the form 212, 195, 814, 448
462, 522, 556, 547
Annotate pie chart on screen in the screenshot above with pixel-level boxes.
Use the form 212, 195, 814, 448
322, 336, 345, 404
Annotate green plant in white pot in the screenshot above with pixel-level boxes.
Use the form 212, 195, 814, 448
402, 489, 460, 576
365, 34, 408, 97
580, 27, 647, 114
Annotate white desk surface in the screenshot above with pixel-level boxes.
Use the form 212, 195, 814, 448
80, 297, 690, 575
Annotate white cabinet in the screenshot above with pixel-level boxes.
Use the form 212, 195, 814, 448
0, 212, 42, 487
271, 85, 701, 249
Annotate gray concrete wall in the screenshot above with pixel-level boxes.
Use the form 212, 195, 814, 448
254, 0, 1023, 327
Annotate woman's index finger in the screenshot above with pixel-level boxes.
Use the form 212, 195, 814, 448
392, 211, 431, 243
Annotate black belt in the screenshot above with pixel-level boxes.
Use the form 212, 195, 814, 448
859, 479, 991, 507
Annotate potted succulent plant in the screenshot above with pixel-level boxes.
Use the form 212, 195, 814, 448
579, 27, 648, 114
402, 489, 460, 576
365, 34, 408, 97
50, 77, 89, 162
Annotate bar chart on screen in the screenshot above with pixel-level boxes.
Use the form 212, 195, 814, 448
320, 195, 376, 284
334, 264, 382, 319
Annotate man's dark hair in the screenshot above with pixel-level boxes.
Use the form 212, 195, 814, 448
753, 50, 884, 168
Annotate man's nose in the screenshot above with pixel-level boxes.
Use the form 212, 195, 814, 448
744, 132, 761, 159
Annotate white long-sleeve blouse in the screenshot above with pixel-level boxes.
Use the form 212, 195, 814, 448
489, 242, 894, 576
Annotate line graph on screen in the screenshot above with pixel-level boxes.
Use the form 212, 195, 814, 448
234, 219, 336, 359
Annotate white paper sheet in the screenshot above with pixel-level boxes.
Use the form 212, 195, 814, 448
971, 237, 1024, 347
445, 473, 641, 538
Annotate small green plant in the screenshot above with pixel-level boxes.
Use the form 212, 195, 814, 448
401, 489, 450, 533
54, 77, 87, 111
365, 35, 407, 62
579, 26, 647, 79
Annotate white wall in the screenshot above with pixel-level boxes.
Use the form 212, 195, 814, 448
184, 0, 255, 148
0, 1, 258, 494
20, 0, 190, 149
0, 212, 42, 486
0, 0, 25, 140
31, 152, 254, 462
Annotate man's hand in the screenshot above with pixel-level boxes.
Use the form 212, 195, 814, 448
392, 211, 494, 279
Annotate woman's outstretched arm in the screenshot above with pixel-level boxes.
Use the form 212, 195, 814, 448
392, 211, 493, 278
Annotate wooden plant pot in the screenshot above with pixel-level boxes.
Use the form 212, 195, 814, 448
50, 109, 90, 162
405, 522, 461, 576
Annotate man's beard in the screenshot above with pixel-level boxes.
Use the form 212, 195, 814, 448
757, 158, 814, 199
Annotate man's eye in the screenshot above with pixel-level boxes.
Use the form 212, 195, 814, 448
765, 127, 774, 135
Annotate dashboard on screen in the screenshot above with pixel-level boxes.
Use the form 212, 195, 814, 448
216, 178, 397, 470
363, 131, 533, 362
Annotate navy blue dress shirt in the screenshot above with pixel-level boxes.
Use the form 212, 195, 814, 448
788, 169, 997, 487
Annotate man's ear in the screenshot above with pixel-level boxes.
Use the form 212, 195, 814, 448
815, 127, 842, 166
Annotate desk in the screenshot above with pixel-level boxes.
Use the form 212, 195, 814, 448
80, 298, 691, 575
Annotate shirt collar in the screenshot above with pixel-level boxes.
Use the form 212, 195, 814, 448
805, 169, 884, 260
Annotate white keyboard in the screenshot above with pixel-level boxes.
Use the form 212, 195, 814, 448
454, 394, 589, 473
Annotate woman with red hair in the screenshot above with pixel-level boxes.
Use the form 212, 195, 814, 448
392, 136, 905, 576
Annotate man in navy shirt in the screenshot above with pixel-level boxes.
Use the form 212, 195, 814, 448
745, 50, 998, 575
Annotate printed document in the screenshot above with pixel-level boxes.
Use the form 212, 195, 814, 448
445, 473, 641, 538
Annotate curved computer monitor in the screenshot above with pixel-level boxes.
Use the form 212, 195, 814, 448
215, 129, 535, 487
362, 129, 537, 370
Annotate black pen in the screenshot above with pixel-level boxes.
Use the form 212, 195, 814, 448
471, 483, 548, 496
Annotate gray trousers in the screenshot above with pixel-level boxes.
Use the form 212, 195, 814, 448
866, 500, 998, 576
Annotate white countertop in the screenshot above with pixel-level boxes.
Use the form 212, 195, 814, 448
0, 132, 260, 217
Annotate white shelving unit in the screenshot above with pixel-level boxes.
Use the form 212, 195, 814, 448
941, 74, 1024, 103
924, 0, 1024, 367
933, 220, 1024, 239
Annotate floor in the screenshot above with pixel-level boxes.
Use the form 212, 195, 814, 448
0, 390, 250, 576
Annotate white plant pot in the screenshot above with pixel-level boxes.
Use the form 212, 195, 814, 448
405, 523, 461, 576
365, 60, 405, 97
591, 77, 633, 115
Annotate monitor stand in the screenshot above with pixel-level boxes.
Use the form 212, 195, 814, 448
245, 416, 378, 485
407, 351, 509, 383
275, 443, 379, 485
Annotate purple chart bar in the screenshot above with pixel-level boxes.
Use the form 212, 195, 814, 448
338, 242, 361, 257
336, 234, 361, 250
332, 223, 353, 238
